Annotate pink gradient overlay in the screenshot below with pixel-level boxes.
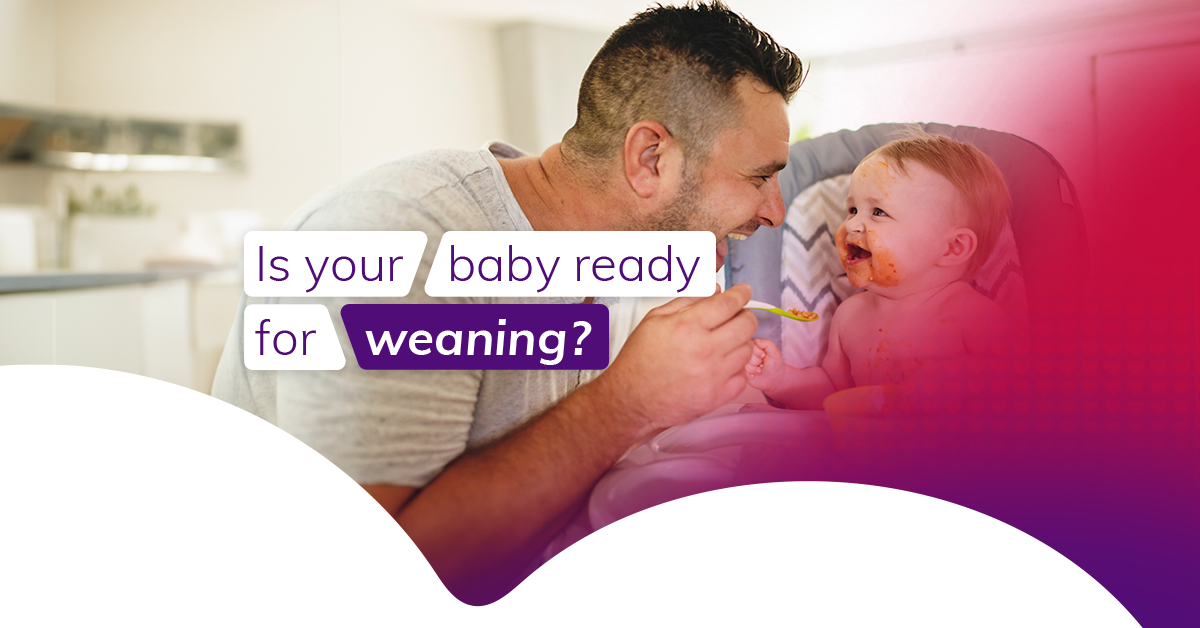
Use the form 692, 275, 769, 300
430, 28, 1198, 626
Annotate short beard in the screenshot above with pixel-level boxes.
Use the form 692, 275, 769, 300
633, 165, 762, 237
637, 167, 708, 232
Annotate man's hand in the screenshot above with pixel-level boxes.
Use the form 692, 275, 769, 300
592, 283, 757, 440
386, 285, 758, 604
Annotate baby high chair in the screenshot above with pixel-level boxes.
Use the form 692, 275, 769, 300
729, 122, 1086, 355
584, 122, 1088, 530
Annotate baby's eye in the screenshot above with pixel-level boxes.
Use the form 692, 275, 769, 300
848, 207, 857, 215
872, 208, 888, 217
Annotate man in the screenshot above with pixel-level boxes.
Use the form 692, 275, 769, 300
213, 1, 802, 605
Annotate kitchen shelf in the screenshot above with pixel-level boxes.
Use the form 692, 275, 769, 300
0, 103, 242, 173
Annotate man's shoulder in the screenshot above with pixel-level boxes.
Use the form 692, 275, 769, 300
350, 142, 524, 202
367, 148, 495, 192
333, 148, 497, 208
284, 148, 509, 232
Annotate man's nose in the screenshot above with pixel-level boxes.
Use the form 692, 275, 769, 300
757, 180, 786, 228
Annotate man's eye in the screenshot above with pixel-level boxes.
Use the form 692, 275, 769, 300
873, 208, 888, 217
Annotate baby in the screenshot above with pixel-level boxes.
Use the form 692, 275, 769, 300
746, 132, 1012, 409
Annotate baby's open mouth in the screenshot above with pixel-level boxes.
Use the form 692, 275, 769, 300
845, 242, 872, 264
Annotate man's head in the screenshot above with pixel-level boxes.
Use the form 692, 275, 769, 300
562, 1, 804, 268
837, 132, 1012, 291
565, 1, 802, 165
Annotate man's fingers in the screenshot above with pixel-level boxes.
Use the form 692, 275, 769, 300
718, 338, 755, 375
682, 283, 753, 329
647, 295, 706, 318
720, 372, 750, 404
711, 308, 759, 351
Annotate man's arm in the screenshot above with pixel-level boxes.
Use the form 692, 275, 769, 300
372, 285, 759, 604
362, 484, 416, 513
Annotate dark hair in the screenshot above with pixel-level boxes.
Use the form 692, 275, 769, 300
563, 1, 804, 165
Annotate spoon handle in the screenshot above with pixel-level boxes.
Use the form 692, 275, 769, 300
742, 300, 819, 322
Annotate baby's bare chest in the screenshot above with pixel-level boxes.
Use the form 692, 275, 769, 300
840, 309, 967, 383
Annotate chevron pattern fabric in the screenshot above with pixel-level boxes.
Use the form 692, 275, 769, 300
781, 175, 862, 369
779, 174, 1029, 370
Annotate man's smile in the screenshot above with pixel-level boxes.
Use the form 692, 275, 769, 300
716, 225, 760, 269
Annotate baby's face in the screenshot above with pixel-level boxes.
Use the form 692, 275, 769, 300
836, 157, 962, 290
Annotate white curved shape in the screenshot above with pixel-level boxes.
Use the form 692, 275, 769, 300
1, 366, 1137, 626
522, 483, 1138, 627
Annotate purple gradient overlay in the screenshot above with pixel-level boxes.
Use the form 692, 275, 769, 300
384, 42, 1198, 623
585, 49, 1200, 625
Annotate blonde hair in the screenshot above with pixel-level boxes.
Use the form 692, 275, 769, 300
867, 130, 1012, 278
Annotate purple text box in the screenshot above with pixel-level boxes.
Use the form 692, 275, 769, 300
341, 303, 609, 370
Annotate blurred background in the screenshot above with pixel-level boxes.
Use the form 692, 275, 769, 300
1, 0, 1197, 393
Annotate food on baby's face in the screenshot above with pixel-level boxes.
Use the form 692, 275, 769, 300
835, 223, 903, 288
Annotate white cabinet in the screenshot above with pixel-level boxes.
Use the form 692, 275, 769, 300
0, 280, 194, 389
0, 290, 54, 364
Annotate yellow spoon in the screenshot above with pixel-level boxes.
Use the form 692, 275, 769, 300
744, 299, 819, 322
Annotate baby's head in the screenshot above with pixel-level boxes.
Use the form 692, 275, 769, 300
836, 131, 1011, 291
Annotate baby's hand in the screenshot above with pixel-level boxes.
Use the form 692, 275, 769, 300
745, 338, 787, 393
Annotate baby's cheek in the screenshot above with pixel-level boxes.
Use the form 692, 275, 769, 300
867, 230, 904, 287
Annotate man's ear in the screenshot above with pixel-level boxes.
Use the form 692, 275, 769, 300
938, 227, 979, 267
623, 121, 681, 199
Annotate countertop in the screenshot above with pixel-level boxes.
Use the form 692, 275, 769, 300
0, 267, 237, 294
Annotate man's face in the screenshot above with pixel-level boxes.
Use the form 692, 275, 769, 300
836, 156, 963, 290
643, 78, 790, 270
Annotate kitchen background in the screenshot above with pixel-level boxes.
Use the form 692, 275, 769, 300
1, 0, 1197, 394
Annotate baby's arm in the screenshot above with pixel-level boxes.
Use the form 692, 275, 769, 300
745, 339, 837, 410
745, 306, 859, 410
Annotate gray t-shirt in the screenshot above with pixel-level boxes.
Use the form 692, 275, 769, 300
212, 141, 607, 487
